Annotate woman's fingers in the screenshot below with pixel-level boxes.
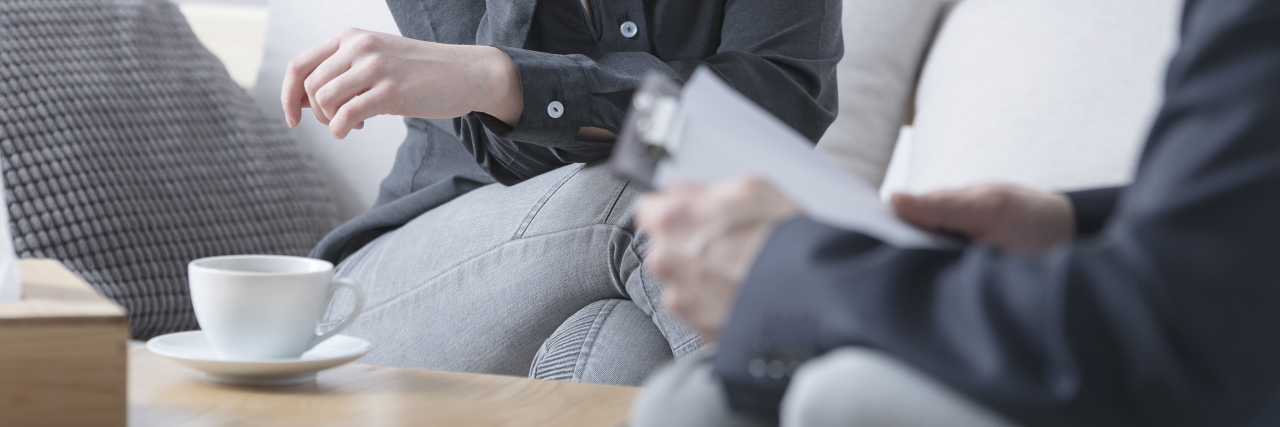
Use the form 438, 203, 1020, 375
329, 86, 390, 139
310, 61, 367, 125
281, 33, 343, 128
304, 51, 355, 123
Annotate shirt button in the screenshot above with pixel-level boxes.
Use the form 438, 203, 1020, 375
620, 21, 638, 38
547, 101, 564, 118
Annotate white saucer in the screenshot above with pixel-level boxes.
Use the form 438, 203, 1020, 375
146, 331, 372, 386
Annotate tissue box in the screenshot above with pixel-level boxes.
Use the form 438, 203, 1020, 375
0, 259, 128, 426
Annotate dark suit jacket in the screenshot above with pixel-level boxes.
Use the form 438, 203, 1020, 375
715, 0, 1280, 426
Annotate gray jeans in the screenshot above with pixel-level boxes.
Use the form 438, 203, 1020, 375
325, 162, 701, 384
632, 347, 1021, 427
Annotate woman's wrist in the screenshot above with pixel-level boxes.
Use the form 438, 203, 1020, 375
475, 46, 524, 126
467, 46, 614, 141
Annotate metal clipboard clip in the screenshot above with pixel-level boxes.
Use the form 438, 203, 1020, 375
609, 72, 686, 190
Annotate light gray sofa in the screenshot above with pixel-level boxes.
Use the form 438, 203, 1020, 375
240, 0, 1180, 385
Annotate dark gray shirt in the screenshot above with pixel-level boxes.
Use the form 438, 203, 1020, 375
312, 0, 843, 262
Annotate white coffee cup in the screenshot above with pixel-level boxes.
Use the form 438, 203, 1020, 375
188, 255, 364, 360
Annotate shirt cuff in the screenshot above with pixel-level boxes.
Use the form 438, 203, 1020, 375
493, 46, 597, 132
472, 112, 578, 147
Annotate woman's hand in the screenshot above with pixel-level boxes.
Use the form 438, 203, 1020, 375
281, 28, 523, 139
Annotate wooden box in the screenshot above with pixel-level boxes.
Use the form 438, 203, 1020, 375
0, 259, 128, 426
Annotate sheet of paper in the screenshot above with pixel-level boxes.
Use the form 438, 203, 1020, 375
653, 68, 954, 249
0, 161, 20, 302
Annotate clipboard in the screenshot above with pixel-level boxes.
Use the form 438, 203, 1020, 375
609, 71, 683, 190
610, 67, 957, 249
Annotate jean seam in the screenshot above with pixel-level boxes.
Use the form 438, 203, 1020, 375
672, 336, 704, 358
634, 256, 686, 355
512, 164, 587, 240
632, 255, 705, 358
573, 299, 619, 381
601, 180, 631, 226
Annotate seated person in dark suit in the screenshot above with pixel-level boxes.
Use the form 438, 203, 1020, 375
628, 0, 1280, 425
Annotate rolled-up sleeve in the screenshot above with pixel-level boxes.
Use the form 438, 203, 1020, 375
458, 0, 844, 185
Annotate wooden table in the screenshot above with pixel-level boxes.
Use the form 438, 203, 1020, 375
129, 348, 639, 427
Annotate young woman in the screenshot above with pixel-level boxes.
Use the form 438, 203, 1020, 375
283, 0, 842, 385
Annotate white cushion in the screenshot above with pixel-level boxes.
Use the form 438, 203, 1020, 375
893, 0, 1181, 194
250, 0, 405, 221
817, 0, 953, 188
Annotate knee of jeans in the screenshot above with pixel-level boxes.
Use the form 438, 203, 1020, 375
530, 299, 673, 387
781, 348, 910, 427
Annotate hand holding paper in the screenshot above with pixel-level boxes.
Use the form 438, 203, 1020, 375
612, 68, 955, 249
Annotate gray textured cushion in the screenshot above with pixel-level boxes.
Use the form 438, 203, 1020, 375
0, 0, 339, 339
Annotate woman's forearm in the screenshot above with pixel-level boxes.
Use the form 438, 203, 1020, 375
475, 46, 524, 127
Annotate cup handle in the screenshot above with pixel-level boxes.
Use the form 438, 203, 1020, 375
308, 278, 364, 350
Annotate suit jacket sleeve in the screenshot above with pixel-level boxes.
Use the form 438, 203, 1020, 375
714, 1, 1280, 426
458, 0, 844, 185
1065, 187, 1123, 236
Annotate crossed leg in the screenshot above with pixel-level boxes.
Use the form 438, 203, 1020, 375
324, 161, 699, 379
